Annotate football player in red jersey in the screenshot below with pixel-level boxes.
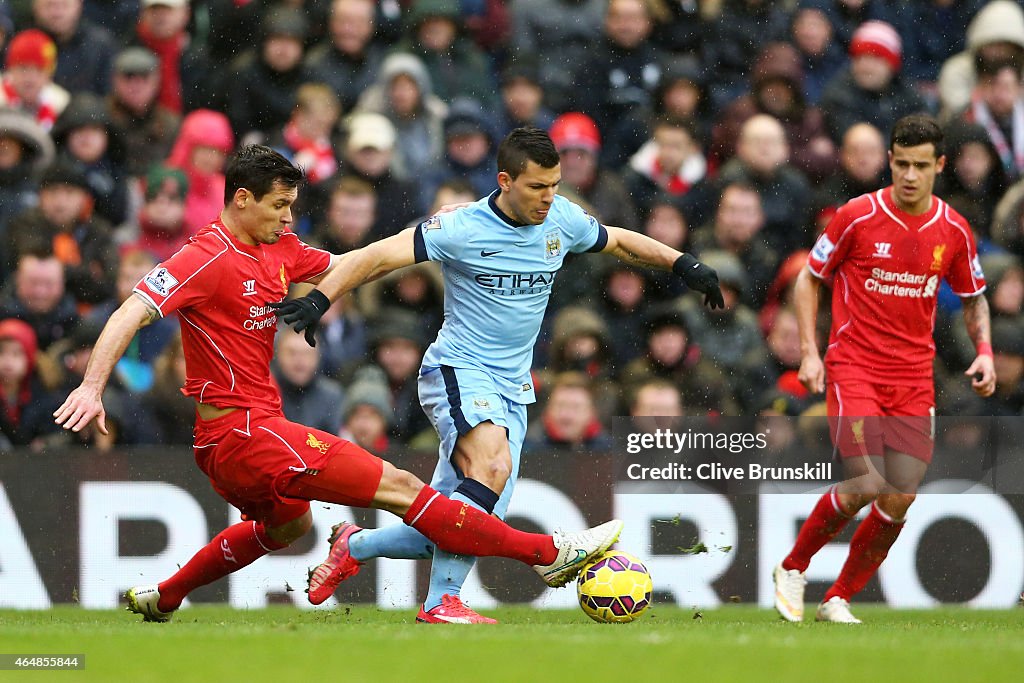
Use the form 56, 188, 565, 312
53, 145, 622, 622
772, 115, 997, 624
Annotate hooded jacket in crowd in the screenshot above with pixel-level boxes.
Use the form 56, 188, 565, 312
166, 109, 234, 236
0, 318, 61, 448
939, 0, 1024, 115
225, 7, 315, 138
398, 0, 496, 107
51, 93, 128, 225
356, 52, 448, 182
421, 97, 497, 205
0, 108, 54, 238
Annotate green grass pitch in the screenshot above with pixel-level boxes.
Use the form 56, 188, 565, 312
2, 606, 1022, 682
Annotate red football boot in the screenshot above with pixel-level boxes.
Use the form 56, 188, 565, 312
307, 522, 364, 605
415, 594, 498, 624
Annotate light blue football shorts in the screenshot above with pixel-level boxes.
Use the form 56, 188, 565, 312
417, 365, 528, 519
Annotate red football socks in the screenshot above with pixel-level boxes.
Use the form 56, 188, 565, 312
157, 521, 288, 612
825, 502, 904, 602
782, 487, 854, 573
403, 486, 557, 565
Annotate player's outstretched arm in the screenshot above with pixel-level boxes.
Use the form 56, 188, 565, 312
961, 293, 996, 397
794, 268, 825, 394
53, 293, 158, 434
272, 228, 419, 346
323, 227, 419, 295
601, 225, 724, 308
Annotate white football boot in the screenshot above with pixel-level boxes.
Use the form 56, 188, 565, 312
533, 520, 624, 587
816, 596, 862, 624
773, 563, 807, 622
125, 584, 175, 623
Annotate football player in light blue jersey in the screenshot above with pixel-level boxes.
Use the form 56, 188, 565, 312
274, 127, 724, 623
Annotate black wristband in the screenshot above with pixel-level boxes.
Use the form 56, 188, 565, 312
307, 289, 331, 313
672, 253, 699, 277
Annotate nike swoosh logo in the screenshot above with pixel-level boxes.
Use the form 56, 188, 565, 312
544, 549, 587, 576
480, 249, 503, 257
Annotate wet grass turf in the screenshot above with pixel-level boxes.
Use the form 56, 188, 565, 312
1, 605, 1022, 682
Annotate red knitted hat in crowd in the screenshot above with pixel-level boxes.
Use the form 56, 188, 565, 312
849, 21, 902, 73
6, 29, 57, 72
0, 318, 38, 372
549, 113, 601, 154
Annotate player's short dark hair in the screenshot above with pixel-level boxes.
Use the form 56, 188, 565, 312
890, 115, 944, 157
224, 144, 304, 204
497, 127, 560, 179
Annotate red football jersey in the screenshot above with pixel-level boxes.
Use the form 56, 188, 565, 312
132, 220, 332, 412
807, 187, 985, 385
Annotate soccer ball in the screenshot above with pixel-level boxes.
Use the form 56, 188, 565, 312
577, 550, 653, 623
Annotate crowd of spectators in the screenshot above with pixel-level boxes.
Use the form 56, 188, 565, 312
2, 0, 1024, 454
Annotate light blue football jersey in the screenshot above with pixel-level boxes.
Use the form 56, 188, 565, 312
413, 191, 608, 404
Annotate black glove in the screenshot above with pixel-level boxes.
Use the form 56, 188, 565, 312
268, 290, 331, 346
673, 253, 725, 309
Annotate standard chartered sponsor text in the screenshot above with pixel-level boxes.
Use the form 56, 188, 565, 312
864, 269, 939, 298
245, 304, 277, 330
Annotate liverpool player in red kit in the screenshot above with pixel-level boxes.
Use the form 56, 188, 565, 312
773, 115, 997, 624
53, 145, 622, 622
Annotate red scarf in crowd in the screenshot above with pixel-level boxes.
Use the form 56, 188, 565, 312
283, 121, 337, 183
653, 158, 692, 195
1, 79, 59, 130
137, 21, 186, 114
628, 140, 707, 197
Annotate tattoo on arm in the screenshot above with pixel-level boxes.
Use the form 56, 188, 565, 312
132, 293, 161, 324
615, 246, 660, 270
962, 294, 991, 345
144, 302, 160, 324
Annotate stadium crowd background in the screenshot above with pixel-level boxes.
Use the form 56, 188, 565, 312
1, 0, 1023, 454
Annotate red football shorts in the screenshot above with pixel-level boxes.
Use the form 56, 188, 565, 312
193, 409, 384, 527
826, 381, 935, 463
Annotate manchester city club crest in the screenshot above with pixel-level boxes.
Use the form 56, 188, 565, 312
544, 231, 562, 260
